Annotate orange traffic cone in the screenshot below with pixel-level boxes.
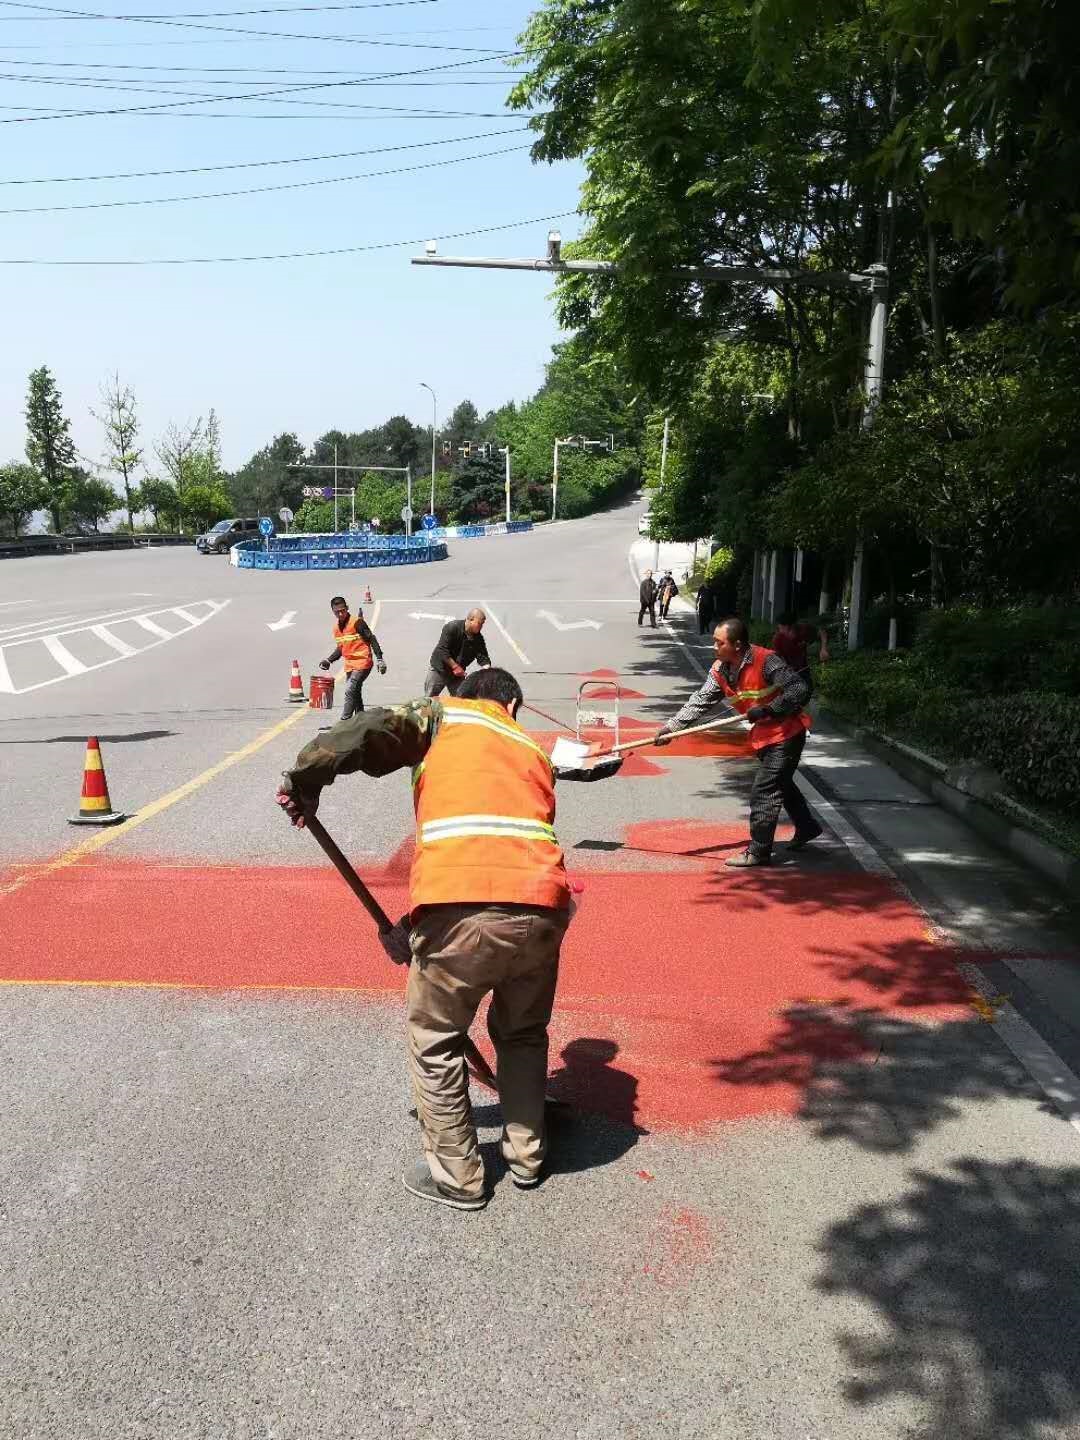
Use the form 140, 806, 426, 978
364, 585, 373, 604
286, 659, 306, 704
68, 737, 126, 826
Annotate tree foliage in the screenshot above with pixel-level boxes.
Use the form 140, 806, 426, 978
25, 366, 77, 534
92, 374, 142, 532
0, 461, 47, 537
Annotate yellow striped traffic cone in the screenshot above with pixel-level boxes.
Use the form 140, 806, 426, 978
286, 659, 306, 703
68, 737, 126, 826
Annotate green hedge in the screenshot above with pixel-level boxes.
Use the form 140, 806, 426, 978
915, 606, 1080, 696
815, 653, 1080, 814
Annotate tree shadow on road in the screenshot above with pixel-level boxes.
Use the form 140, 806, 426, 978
0, 730, 175, 744
818, 1157, 1080, 1439
710, 1003, 1057, 1153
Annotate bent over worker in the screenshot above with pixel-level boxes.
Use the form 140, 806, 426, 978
655, 616, 823, 867
276, 666, 572, 1212
424, 609, 490, 697
320, 595, 386, 719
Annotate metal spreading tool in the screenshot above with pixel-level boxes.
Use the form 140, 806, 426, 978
551, 711, 749, 778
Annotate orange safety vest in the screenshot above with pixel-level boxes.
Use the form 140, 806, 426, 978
711, 645, 811, 752
334, 615, 372, 673
410, 696, 571, 914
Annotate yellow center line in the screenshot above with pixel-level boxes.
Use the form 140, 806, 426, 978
483, 600, 532, 667
0, 658, 348, 901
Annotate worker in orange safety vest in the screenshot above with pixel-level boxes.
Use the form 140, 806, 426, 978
655, 615, 823, 866
276, 666, 581, 1212
319, 595, 386, 719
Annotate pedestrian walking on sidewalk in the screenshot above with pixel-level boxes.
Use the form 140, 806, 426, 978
657, 570, 678, 619
277, 667, 573, 1211
638, 569, 658, 628
424, 609, 491, 697
696, 583, 714, 635
655, 616, 823, 866
320, 595, 386, 719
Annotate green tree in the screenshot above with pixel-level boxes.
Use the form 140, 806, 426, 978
25, 366, 77, 534
156, 419, 204, 533
0, 461, 47, 537
66, 470, 120, 532
181, 482, 231, 532
139, 476, 180, 531
91, 373, 142, 532
229, 432, 305, 515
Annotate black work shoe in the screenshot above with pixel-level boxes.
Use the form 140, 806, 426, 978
508, 1164, 543, 1189
787, 823, 824, 851
401, 1162, 486, 1211
725, 848, 770, 868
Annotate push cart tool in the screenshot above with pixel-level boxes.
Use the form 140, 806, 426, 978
304, 813, 501, 1095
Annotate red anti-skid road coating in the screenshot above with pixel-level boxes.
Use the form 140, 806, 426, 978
2, 853, 975, 1133
576, 668, 648, 700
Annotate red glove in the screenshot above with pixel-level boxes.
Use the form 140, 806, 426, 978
449, 661, 466, 678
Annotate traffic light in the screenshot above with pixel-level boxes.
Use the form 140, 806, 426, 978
441, 440, 452, 459
460, 442, 472, 460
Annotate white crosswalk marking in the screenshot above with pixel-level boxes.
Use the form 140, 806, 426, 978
41, 634, 88, 676
134, 615, 174, 640
91, 624, 138, 658
0, 598, 230, 696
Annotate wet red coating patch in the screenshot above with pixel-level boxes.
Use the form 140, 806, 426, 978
1, 857, 977, 1134
576, 668, 647, 700
624, 819, 768, 857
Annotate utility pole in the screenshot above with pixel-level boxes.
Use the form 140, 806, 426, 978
413, 233, 888, 647
654, 415, 670, 571
499, 445, 511, 525
333, 443, 339, 535
420, 382, 437, 518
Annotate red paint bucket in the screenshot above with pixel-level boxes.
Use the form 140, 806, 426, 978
309, 674, 335, 710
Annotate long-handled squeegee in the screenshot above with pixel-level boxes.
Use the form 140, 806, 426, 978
303, 813, 501, 1095
550, 712, 749, 779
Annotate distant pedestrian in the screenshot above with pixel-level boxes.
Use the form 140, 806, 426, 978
319, 596, 386, 719
657, 570, 678, 619
655, 616, 822, 866
771, 610, 830, 691
638, 569, 658, 628
424, 609, 491, 697
696, 583, 714, 635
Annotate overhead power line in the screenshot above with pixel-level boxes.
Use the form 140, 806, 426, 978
0, 141, 530, 213
0, 1, 519, 52
0, 0, 437, 15
0, 210, 577, 265
0, 125, 529, 184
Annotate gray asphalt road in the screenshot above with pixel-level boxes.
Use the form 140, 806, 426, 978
3, 501, 1080, 1440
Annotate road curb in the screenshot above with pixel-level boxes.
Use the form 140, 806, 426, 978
818, 705, 1080, 898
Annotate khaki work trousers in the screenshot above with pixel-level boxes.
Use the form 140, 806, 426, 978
407, 902, 569, 1197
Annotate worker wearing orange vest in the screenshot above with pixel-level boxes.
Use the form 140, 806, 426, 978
656, 615, 823, 866
276, 667, 575, 1211
319, 595, 386, 719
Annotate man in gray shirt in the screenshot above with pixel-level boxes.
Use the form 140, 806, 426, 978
424, 609, 492, 697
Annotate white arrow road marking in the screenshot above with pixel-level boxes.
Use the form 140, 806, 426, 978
266, 610, 297, 632
408, 611, 456, 622
536, 610, 603, 632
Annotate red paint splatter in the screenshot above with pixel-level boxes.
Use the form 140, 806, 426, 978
641, 1205, 713, 1288
636, 1170, 655, 1182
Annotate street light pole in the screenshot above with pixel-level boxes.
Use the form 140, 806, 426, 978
654, 415, 669, 571
500, 445, 511, 524
333, 443, 339, 534
419, 381, 436, 518
848, 262, 888, 652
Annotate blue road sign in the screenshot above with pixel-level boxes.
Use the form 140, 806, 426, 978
259, 517, 275, 537
421, 513, 438, 531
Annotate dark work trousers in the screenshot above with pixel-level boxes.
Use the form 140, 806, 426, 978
341, 666, 372, 720
423, 668, 462, 698
637, 600, 657, 627
748, 731, 817, 858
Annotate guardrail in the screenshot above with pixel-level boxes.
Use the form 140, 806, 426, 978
0, 532, 190, 560
232, 533, 448, 570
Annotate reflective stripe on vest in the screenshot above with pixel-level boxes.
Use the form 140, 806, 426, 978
410, 696, 569, 912
710, 646, 811, 751
335, 616, 372, 673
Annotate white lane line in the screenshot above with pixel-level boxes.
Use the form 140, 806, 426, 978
633, 537, 1080, 1144
484, 602, 532, 668
41, 634, 88, 676
0, 604, 151, 648
0, 645, 13, 694
91, 624, 138, 658
134, 615, 174, 640
0, 599, 35, 610
0, 613, 76, 641
172, 606, 204, 626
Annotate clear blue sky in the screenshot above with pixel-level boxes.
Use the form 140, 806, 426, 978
0, 0, 582, 471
